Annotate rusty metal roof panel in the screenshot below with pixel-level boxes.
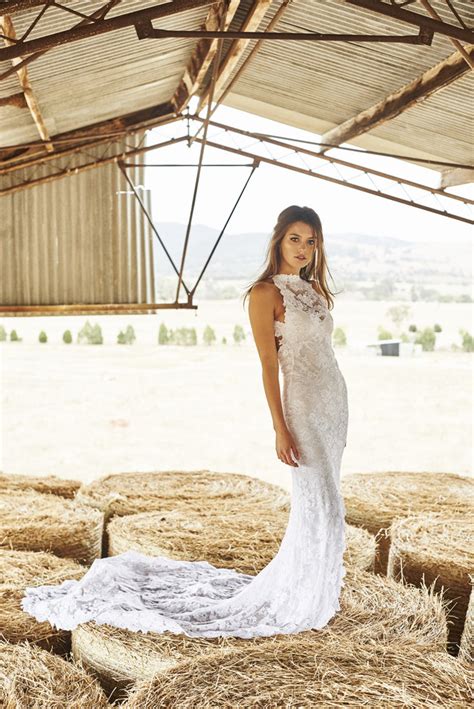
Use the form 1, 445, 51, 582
0, 0, 210, 144
222, 0, 474, 167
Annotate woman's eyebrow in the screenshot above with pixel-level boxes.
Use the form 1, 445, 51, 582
289, 233, 315, 239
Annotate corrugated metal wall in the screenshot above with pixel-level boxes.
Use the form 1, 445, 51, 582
0, 132, 156, 306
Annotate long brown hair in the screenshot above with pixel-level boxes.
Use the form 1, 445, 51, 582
242, 205, 339, 310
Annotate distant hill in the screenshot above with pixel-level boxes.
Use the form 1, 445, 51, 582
152, 222, 472, 287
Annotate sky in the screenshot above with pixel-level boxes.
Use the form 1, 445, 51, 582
144, 103, 473, 246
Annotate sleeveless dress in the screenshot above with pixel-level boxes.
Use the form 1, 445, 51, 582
21, 273, 349, 639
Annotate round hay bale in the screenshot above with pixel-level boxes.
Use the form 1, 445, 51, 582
458, 577, 473, 665
0, 640, 109, 707
0, 490, 104, 565
122, 634, 471, 709
342, 471, 472, 574
106, 508, 375, 574
0, 549, 86, 653
388, 511, 474, 655
76, 470, 291, 523
71, 566, 446, 700
0, 472, 81, 499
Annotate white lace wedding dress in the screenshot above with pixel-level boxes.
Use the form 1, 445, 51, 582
22, 273, 349, 639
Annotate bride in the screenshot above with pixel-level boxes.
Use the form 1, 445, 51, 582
22, 204, 349, 639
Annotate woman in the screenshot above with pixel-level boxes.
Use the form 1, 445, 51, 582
22, 205, 348, 639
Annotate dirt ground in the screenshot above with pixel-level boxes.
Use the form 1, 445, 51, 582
1, 299, 472, 489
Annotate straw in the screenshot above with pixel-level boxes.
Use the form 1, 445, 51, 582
0, 640, 109, 707
388, 511, 474, 654
342, 471, 472, 574
71, 566, 447, 700
0, 472, 81, 499
0, 549, 86, 653
106, 508, 375, 574
122, 633, 471, 709
458, 575, 473, 665
0, 489, 104, 565
76, 470, 291, 524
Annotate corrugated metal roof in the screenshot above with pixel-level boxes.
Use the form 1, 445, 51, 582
0, 0, 210, 143
1, 0, 472, 170
223, 0, 474, 166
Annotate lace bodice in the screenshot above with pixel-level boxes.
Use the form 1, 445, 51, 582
272, 274, 338, 377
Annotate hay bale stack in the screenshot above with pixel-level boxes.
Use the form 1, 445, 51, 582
71, 566, 446, 700
77, 470, 290, 523
0, 640, 109, 707
342, 471, 472, 574
0, 472, 81, 499
122, 634, 471, 709
458, 577, 473, 665
106, 508, 375, 574
0, 549, 86, 653
388, 512, 474, 654
0, 490, 104, 565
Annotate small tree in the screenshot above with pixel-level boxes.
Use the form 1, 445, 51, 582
175, 327, 197, 346
459, 329, 474, 353
38, 330, 47, 343
433, 323, 442, 333
78, 320, 103, 344
10, 329, 21, 341
333, 327, 346, 347
415, 327, 436, 352
222, 336, 227, 345
233, 325, 246, 344
0, 325, 6, 342
386, 304, 411, 330
377, 326, 393, 341
408, 324, 417, 333
117, 325, 136, 345
63, 330, 72, 344
203, 325, 216, 346
158, 323, 170, 345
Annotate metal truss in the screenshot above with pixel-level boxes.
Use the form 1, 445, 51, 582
2, 0, 474, 66
187, 115, 474, 225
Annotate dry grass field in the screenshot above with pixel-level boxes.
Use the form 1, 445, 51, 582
1, 297, 472, 490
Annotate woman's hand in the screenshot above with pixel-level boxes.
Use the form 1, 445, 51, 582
275, 427, 300, 467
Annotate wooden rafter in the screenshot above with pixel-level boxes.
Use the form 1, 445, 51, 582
0, 13, 54, 151
172, 0, 239, 112
318, 45, 474, 153
0, 91, 26, 107
197, 0, 272, 112
438, 168, 474, 189
0, 100, 177, 169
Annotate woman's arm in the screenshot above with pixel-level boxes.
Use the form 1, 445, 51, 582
248, 283, 300, 467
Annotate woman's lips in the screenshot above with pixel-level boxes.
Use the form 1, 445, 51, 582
296, 256, 306, 260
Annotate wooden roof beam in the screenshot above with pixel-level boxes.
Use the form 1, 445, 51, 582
0, 100, 178, 168
0, 13, 54, 151
438, 168, 474, 189
172, 0, 239, 112
197, 0, 272, 112
318, 45, 474, 153
0, 90, 26, 107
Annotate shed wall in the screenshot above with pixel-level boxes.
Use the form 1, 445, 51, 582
0, 132, 155, 306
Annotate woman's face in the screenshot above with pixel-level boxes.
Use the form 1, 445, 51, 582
279, 221, 317, 272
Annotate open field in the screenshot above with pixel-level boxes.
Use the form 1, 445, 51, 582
1, 298, 472, 488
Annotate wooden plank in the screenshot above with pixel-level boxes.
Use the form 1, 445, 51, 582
197, 0, 272, 112
439, 168, 474, 189
173, 0, 240, 111
0, 14, 54, 151
318, 45, 474, 152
